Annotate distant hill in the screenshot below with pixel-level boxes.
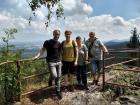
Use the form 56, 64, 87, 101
0, 40, 129, 58
105, 40, 128, 49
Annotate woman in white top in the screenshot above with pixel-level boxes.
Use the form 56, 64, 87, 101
76, 36, 89, 90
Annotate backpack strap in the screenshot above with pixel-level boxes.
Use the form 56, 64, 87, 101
88, 38, 97, 58
61, 41, 65, 51
72, 40, 76, 48
72, 40, 76, 58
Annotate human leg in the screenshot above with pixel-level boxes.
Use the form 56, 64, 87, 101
81, 65, 88, 86
48, 62, 57, 87
95, 60, 102, 85
76, 65, 82, 84
55, 62, 62, 99
69, 61, 76, 92
91, 60, 97, 84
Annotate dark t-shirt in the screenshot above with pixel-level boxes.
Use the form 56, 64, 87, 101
43, 39, 61, 62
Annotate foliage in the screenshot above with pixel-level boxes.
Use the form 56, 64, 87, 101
20, 60, 49, 92
0, 28, 21, 103
27, 0, 64, 27
0, 28, 49, 104
127, 27, 140, 65
0, 28, 23, 62
106, 65, 140, 98
127, 27, 140, 49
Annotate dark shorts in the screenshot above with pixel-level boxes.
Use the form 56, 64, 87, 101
62, 61, 76, 75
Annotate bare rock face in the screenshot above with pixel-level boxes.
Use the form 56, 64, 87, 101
111, 101, 121, 105
61, 91, 109, 105
117, 96, 140, 105
60, 90, 140, 105
14, 89, 140, 105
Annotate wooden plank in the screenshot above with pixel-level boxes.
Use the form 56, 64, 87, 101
104, 57, 115, 60
0, 57, 46, 66
109, 50, 140, 53
105, 82, 140, 89
23, 72, 49, 80
105, 58, 138, 68
113, 68, 140, 72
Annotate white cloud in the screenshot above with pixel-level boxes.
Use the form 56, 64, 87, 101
57, 14, 140, 41
62, 0, 93, 16
1, 11, 140, 43
83, 4, 93, 14
62, 0, 76, 10
0, 12, 50, 43
0, 0, 140, 43
35, 10, 45, 20
0, 14, 9, 20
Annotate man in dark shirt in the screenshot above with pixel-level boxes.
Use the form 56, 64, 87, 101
33, 30, 62, 99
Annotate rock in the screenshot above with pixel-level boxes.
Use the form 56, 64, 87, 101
117, 96, 140, 105
102, 90, 115, 102
14, 102, 21, 105
111, 101, 121, 105
61, 91, 109, 105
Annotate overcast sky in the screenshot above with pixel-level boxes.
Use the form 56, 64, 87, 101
0, 0, 140, 43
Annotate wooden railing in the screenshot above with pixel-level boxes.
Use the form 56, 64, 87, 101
0, 48, 140, 103
0, 57, 47, 103
102, 49, 140, 90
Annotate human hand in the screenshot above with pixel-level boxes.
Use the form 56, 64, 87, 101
84, 60, 89, 65
32, 56, 39, 61
104, 52, 109, 56
74, 61, 77, 66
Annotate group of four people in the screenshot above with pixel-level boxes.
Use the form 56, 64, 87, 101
33, 30, 108, 99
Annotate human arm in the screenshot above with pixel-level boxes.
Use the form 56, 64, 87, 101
74, 41, 78, 66
32, 47, 46, 60
83, 45, 89, 64
74, 46, 78, 66
98, 40, 109, 55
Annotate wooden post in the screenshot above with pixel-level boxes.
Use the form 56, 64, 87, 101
4, 64, 8, 104
102, 51, 105, 91
16, 61, 21, 101
137, 51, 139, 67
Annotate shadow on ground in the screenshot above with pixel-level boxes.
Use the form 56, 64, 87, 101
27, 84, 85, 104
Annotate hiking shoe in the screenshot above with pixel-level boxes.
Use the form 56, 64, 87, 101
69, 85, 75, 92
95, 80, 99, 86
56, 91, 62, 100
83, 85, 89, 90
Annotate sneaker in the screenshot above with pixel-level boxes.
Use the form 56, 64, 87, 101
83, 85, 89, 90
56, 91, 62, 100
69, 85, 75, 92
77, 82, 82, 86
95, 80, 99, 86
48, 80, 52, 86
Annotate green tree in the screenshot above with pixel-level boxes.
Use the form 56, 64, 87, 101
2, 28, 17, 53
27, 0, 64, 27
127, 27, 140, 67
0, 28, 20, 103
0, 28, 23, 62
127, 27, 140, 49
0, 28, 48, 103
